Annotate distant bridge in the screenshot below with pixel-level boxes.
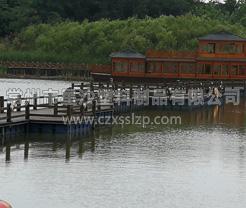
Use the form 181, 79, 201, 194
0, 61, 111, 80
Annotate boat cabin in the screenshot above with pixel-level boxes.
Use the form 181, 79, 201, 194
110, 50, 146, 77
107, 32, 246, 80
197, 32, 246, 79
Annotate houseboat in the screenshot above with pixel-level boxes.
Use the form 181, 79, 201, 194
91, 32, 246, 82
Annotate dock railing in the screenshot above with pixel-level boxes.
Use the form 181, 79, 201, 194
0, 84, 115, 124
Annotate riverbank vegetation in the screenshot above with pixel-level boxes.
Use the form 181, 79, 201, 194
0, 66, 7, 74
0, 0, 246, 64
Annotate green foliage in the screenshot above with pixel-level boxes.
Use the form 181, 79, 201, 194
1, 0, 246, 38
0, 66, 7, 74
1, 15, 246, 64
0, 0, 196, 37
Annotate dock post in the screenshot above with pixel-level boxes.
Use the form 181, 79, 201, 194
92, 99, 96, 116
0, 96, 4, 113
130, 84, 133, 111
67, 105, 72, 119
16, 95, 21, 112
80, 103, 84, 117
48, 93, 53, 107
7, 103, 11, 123
54, 99, 58, 116
90, 82, 94, 92
92, 99, 96, 128
80, 83, 84, 90
25, 102, 30, 120
33, 93, 37, 110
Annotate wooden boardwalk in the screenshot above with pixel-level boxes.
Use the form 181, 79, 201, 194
0, 81, 245, 140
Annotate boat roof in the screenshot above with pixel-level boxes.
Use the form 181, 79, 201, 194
198, 32, 246, 42
110, 50, 145, 59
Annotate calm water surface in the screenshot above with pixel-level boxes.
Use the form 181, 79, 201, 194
0, 79, 246, 208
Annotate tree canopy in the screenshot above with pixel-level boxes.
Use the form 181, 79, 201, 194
1, 0, 246, 37
0, 0, 246, 64
1, 15, 246, 64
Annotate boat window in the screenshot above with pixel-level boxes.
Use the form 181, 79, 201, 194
163, 62, 179, 74
138, 63, 145, 72
147, 63, 155, 73
236, 44, 243, 53
180, 63, 195, 74
114, 62, 128, 72
204, 64, 212, 74
213, 64, 221, 75
202, 43, 215, 53
147, 63, 162, 73
221, 65, 229, 75
197, 64, 204, 74
231, 65, 238, 75
239, 65, 246, 75
154, 63, 162, 73
130, 63, 139, 72
223, 43, 238, 53
131, 63, 145, 73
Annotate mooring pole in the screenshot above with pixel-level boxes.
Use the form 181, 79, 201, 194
67, 105, 72, 119
33, 93, 38, 110
16, 95, 21, 112
7, 103, 11, 123
92, 99, 96, 129
80, 103, 84, 117
80, 82, 84, 90
54, 99, 58, 116
92, 99, 96, 116
48, 93, 53, 107
130, 84, 133, 111
0, 96, 4, 113
25, 102, 30, 120
90, 82, 94, 92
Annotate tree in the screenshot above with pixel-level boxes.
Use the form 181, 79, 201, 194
224, 0, 239, 14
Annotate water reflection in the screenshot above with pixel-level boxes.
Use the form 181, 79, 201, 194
0, 99, 246, 208
1, 99, 245, 162
78, 139, 84, 158
5, 143, 11, 162
65, 137, 71, 161
24, 141, 29, 160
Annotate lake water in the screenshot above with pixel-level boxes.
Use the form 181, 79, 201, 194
0, 79, 246, 208
0, 78, 71, 97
